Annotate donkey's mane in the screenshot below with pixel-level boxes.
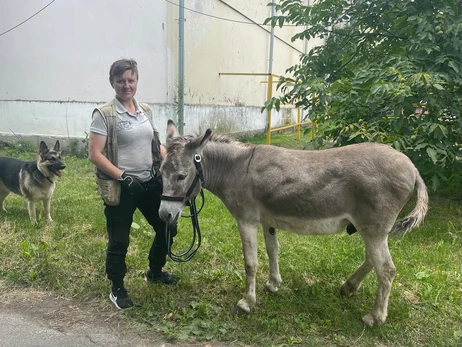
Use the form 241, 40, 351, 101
166, 132, 253, 152
209, 133, 252, 147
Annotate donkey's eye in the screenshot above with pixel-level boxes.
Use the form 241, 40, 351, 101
178, 174, 187, 181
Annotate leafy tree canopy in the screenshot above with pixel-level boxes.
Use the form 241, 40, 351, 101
264, 0, 462, 190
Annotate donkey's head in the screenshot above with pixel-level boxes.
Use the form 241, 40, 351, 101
159, 120, 212, 224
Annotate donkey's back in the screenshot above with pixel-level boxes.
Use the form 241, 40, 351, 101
246, 142, 426, 236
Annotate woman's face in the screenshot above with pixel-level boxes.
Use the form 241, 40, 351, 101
111, 70, 138, 103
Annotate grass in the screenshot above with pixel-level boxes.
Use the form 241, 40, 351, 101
0, 134, 460, 346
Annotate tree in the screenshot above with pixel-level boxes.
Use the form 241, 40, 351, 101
264, 0, 462, 190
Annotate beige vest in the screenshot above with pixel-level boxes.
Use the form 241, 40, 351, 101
93, 99, 162, 178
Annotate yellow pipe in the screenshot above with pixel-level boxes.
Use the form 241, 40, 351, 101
296, 106, 301, 140
220, 72, 313, 143
269, 121, 311, 133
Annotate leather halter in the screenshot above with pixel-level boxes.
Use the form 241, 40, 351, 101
160, 154, 204, 262
160, 154, 204, 202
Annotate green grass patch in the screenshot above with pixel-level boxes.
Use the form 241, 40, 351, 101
0, 133, 460, 346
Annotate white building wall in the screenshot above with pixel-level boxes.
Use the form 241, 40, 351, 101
0, 0, 170, 103
0, 0, 321, 145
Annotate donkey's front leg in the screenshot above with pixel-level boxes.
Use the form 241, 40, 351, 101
262, 223, 282, 292
234, 221, 259, 314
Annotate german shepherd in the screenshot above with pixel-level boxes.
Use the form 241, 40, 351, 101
0, 141, 66, 223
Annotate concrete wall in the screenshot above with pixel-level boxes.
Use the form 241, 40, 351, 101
0, 0, 322, 146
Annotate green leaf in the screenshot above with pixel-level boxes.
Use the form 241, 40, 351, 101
426, 147, 438, 163
431, 174, 441, 191
415, 271, 430, 280
448, 60, 459, 73
428, 123, 438, 134
433, 83, 444, 90
437, 125, 448, 137
275, 98, 281, 111
415, 143, 428, 150
278, 16, 284, 28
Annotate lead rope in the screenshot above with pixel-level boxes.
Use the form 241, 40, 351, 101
166, 189, 204, 262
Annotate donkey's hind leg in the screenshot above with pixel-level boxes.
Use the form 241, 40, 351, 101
262, 223, 282, 293
340, 248, 374, 296
361, 233, 396, 326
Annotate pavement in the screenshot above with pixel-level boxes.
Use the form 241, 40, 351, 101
0, 284, 221, 347
0, 310, 148, 347
0, 300, 172, 347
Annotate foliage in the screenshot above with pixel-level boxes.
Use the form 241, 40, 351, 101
0, 140, 37, 157
263, 0, 462, 190
68, 132, 89, 158
0, 141, 461, 346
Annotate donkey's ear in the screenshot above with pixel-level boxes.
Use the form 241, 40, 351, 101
39, 141, 49, 156
53, 140, 60, 152
200, 129, 213, 146
185, 129, 212, 153
166, 119, 178, 140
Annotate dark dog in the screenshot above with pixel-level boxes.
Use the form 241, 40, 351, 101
0, 141, 66, 223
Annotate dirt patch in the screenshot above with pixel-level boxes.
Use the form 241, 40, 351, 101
0, 281, 223, 347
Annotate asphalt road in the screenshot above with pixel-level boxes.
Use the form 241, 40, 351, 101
0, 308, 168, 347
0, 284, 222, 347
0, 310, 145, 347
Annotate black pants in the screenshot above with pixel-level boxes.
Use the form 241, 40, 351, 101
104, 178, 176, 287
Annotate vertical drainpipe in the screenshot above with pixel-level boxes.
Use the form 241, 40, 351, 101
305, 0, 310, 54
266, 0, 276, 144
178, 0, 185, 135
268, 0, 275, 75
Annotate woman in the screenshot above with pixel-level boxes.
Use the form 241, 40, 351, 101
89, 59, 178, 310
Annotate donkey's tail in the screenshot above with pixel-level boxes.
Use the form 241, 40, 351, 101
390, 171, 429, 236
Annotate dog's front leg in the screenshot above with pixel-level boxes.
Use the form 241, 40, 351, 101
27, 200, 37, 224
43, 199, 53, 223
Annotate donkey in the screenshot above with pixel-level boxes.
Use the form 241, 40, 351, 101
159, 120, 428, 326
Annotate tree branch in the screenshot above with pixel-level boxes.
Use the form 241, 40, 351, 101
326, 27, 407, 40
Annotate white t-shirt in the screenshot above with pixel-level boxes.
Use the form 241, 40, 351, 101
90, 98, 155, 182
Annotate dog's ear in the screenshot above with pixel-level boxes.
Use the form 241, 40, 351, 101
53, 140, 60, 152
39, 141, 49, 156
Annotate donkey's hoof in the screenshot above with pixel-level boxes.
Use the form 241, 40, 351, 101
231, 299, 251, 315
231, 304, 250, 316
339, 282, 356, 297
362, 313, 386, 327
362, 313, 376, 327
264, 282, 279, 293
